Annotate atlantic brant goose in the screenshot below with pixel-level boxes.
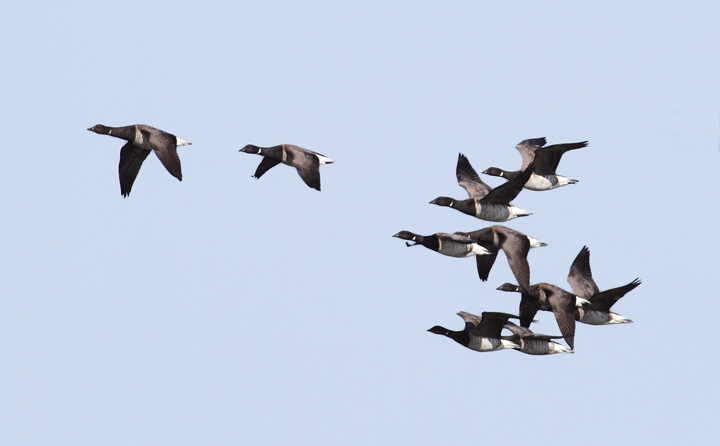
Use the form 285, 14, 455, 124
239, 144, 333, 191
392, 231, 492, 280
430, 154, 534, 222
567, 246, 641, 325
496, 282, 589, 350
502, 321, 573, 355
457, 225, 547, 291
428, 311, 520, 352
88, 124, 190, 197
483, 137, 587, 191
456, 312, 568, 355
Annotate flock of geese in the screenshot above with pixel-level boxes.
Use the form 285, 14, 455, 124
87, 124, 334, 196
393, 138, 641, 355
87, 123, 640, 355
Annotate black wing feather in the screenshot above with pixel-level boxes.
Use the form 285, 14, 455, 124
547, 289, 579, 350
473, 312, 516, 338
475, 248, 499, 281
519, 293, 541, 328
456, 153, 492, 199
146, 129, 182, 181
532, 141, 587, 175
118, 142, 151, 197
253, 157, 282, 179
506, 246, 531, 292
481, 161, 535, 205
295, 154, 322, 191
590, 278, 641, 311
567, 245, 599, 299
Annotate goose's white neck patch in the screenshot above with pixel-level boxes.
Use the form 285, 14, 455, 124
575, 297, 591, 306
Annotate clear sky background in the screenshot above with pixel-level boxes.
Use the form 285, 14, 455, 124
1, 1, 719, 445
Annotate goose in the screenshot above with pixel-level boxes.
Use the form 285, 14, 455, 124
567, 246, 641, 325
502, 321, 573, 355
239, 144, 333, 191
496, 282, 589, 350
457, 225, 547, 291
392, 231, 492, 280
483, 137, 587, 191
428, 311, 520, 352
430, 154, 534, 222
87, 124, 190, 197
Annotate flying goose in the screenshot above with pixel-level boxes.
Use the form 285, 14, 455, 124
483, 137, 587, 191
567, 246, 641, 325
87, 124, 190, 197
430, 154, 534, 222
457, 225, 547, 291
428, 311, 520, 352
392, 231, 492, 280
239, 144, 333, 191
496, 282, 589, 350
502, 321, 573, 355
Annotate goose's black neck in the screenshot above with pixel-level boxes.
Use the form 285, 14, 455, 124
452, 199, 477, 216
420, 234, 439, 252
90, 124, 136, 142
445, 328, 470, 347
499, 170, 520, 180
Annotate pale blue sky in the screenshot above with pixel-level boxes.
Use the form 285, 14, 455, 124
1, 1, 719, 445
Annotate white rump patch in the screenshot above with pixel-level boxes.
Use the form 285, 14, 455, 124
549, 343, 573, 354
316, 154, 334, 165
527, 236, 547, 248
508, 206, 532, 219
555, 175, 578, 186
608, 313, 633, 324
471, 244, 492, 256
176, 137, 192, 146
